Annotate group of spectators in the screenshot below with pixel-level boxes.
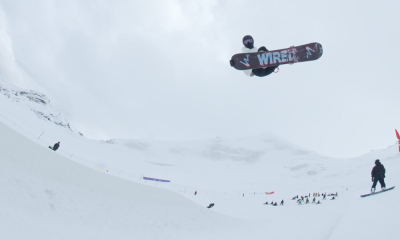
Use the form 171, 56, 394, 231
292, 192, 339, 205
264, 200, 284, 206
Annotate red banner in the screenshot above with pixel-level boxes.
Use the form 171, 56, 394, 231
265, 191, 274, 195
396, 129, 400, 152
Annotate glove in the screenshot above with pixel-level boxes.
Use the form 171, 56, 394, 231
371, 177, 374, 182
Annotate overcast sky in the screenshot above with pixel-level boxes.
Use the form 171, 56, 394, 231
0, 0, 399, 158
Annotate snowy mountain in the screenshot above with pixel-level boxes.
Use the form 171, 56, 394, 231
0, 82, 74, 131
0, 84, 399, 239
0, 0, 399, 239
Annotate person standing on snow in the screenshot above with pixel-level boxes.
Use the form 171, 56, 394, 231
371, 159, 386, 192
241, 35, 279, 77
52, 142, 60, 151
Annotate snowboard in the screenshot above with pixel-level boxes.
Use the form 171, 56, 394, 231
230, 42, 323, 70
360, 186, 395, 198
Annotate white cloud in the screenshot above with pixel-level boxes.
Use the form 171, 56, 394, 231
0, 0, 399, 158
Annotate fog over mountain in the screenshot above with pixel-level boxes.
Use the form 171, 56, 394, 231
0, 0, 399, 158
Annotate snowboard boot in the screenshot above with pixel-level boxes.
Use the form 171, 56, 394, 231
382, 187, 386, 191
371, 188, 375, 193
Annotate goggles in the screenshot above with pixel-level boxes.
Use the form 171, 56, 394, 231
243, 38, 253, 45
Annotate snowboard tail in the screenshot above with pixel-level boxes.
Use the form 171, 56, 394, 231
360, 186, 395, 198
230, 42, 323, 70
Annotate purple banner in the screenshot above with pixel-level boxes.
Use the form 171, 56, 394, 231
143, 176, 170, 182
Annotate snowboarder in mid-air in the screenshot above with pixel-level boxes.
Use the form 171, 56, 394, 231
241, 35, 279, 77
371, 159, 386, 193
49, 141, 60, 151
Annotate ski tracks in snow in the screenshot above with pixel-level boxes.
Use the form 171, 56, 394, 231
322, 189, 356, 240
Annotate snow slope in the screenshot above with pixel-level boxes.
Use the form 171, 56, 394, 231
0, 83, 399, 239
0, 113, 253, 240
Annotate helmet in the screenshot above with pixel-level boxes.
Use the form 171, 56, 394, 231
258, 46, 268, 52
242, 35, 254, 49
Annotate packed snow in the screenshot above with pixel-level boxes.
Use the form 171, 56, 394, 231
0, 82, 398, 240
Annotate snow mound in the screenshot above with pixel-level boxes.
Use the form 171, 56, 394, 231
0, 119, 247, 240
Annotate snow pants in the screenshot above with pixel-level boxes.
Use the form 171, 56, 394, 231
371, 175, 386, 189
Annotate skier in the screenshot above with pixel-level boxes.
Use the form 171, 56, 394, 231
194, 191, 197, 195
241, 35, 279, 77
280, 200, 284, 206
371, 159, 386, 192
51, 142, 60, 151
207, 203, 215, 208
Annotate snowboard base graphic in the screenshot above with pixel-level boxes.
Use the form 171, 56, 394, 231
230, 42, 323, 70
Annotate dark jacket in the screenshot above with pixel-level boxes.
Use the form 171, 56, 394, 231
53, 143, 60, 151
252, 66, 277, 77
371, 162, 385, 178
252, 46, 279, 77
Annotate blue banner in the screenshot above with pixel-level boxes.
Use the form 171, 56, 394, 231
143, 176, 170, 182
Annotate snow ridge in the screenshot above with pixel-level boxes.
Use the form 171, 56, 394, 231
0, 82, 73, 131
